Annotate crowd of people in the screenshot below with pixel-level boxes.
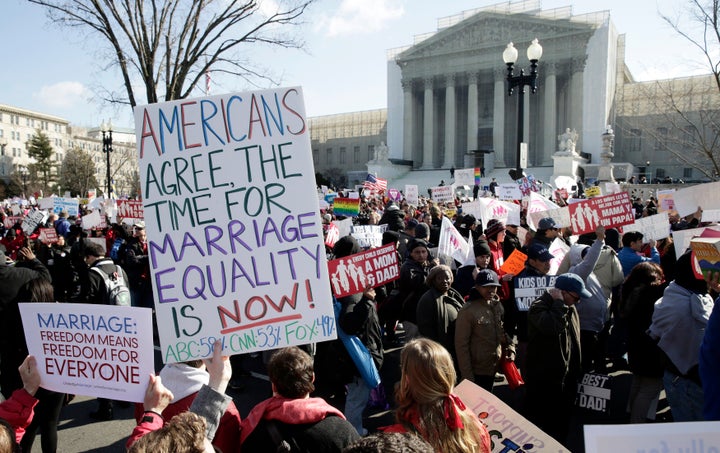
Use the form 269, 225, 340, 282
0, 178, 718, 452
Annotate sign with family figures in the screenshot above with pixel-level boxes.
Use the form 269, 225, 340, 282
135, 87, 336, 363
568, 192, 634, 235
327, 244, 399, 298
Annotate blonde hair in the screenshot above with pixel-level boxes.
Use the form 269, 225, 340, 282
396, 339, 486, 453
128, 412, 207, 453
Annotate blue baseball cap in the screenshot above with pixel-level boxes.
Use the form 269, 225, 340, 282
554, 273, 592, 298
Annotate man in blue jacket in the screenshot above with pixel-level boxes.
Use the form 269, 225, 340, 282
617, 231, 659, 276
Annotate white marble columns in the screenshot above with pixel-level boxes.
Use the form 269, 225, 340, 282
422, 77, 435, 169
467, 72, 479, 155
443, 74, 456, 168
402, 79, 414, 162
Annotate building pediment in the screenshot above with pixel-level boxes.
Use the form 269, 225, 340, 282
396, 11, 597, 65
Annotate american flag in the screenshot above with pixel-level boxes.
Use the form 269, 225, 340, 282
363, 174, 387, 193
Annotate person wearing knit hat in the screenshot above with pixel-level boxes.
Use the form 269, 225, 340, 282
483, 219, 505, 240
398, 237, 437, 340
452, 239, 492, 298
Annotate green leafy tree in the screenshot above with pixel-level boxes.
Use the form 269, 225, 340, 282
59, 148, 99, 197
29, 0, 314, 110
26, 129, 55, 193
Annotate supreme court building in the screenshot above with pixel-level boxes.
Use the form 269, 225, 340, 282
386, 2, 618, 174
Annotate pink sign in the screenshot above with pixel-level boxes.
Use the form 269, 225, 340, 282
116, 200, 144, 220
327, 244, 399, 297
39, 228, 58, 244
568, 192, 634, 235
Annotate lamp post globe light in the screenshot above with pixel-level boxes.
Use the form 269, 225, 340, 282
101, 120, 113, 198
503, 38, 542, 181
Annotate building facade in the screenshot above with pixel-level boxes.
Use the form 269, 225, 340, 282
0, 103, 139, 197
309, 109, 387, 187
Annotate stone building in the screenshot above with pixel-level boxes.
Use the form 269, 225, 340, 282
309, 109, 387, 187
382, 1, 719, 184
0, 103, 138, 196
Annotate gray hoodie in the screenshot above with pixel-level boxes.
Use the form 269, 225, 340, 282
567, 239, 608, 332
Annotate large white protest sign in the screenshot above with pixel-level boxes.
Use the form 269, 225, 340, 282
548, 238, 570, 275
584, 421, 720, 453
463, 198, 520, 229
431, 185, 454, 203
351, 224, 387, 248
454, 168, 476, 186
497, 183, 523, 201
52, 197, 80, 216
673, 181, 720, 217
19, 303, 154, 402
455, 380, 569, 452
623, 212, 670, 242
81, 210, 103, 230
528, 206, 571, 229
22, 210, 48, 235
405, 185, 418, 206
135, 88, 336, 363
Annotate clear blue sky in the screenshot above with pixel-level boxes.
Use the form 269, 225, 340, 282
0, 0, 709, 129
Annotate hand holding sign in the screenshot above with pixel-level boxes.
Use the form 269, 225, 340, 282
20, 355, 41, 397
203, 340, 231, 394
143, 374, 174, 414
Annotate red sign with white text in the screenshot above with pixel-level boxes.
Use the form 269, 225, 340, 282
568, 192, 634, 235
39, 228, 59, 244
327, 244, 399, 298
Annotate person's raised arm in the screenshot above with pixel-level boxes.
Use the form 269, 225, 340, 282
190, 341, 232, 441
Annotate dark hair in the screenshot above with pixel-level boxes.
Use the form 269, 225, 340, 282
83, 242, 105, 258
343, 432, 433, 453
621, 231, 644, 247
267, 347, 314, 398
621, 262, 664, 304
17, 277, 54, 303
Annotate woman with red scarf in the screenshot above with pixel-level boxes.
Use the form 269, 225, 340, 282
383, 338, 491, 453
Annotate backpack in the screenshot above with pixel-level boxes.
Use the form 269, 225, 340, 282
90, 265, 131, 306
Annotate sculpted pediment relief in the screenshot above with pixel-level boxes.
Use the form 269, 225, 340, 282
396, 12, 596, 62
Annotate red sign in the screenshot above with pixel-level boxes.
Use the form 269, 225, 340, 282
39, 228, 58, 244
568, 192, 634, 235
327, 244, 399, 297
116, 200, 144, 220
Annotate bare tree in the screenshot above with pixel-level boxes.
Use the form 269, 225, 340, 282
615, 1, 720, 180
29, 0, 314, 110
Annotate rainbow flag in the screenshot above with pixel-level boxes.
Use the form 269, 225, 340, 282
333, 197, 360, 217
474, 167, 481, 185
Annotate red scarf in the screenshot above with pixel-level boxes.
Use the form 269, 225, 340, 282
239, 396, 345, 444
383, 393, 467, 434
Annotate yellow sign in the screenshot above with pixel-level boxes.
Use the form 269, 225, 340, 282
585, 186, 602, 198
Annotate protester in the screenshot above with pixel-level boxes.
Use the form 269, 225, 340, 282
125, 221, 152, 309
416, 264, 465, 360
0, 355, 41, 447
619, 262, 666, 423
528, 217, 559, 249
452, 239, 492, 298
131, 359, 242, 453
82, 241, 130, 421
240, 347, 359, 451
383, 338, 491, 453
398, 238, 437, 339
331, 235, 383, 436
700, 274, 720, 421
649, 251, 714, 422
525, 273, 589, 446
455, 269, 514, 391
617, 231, 660, 276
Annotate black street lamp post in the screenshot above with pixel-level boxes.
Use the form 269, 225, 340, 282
503, 39, 543, 181
101, 120, 113, 198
